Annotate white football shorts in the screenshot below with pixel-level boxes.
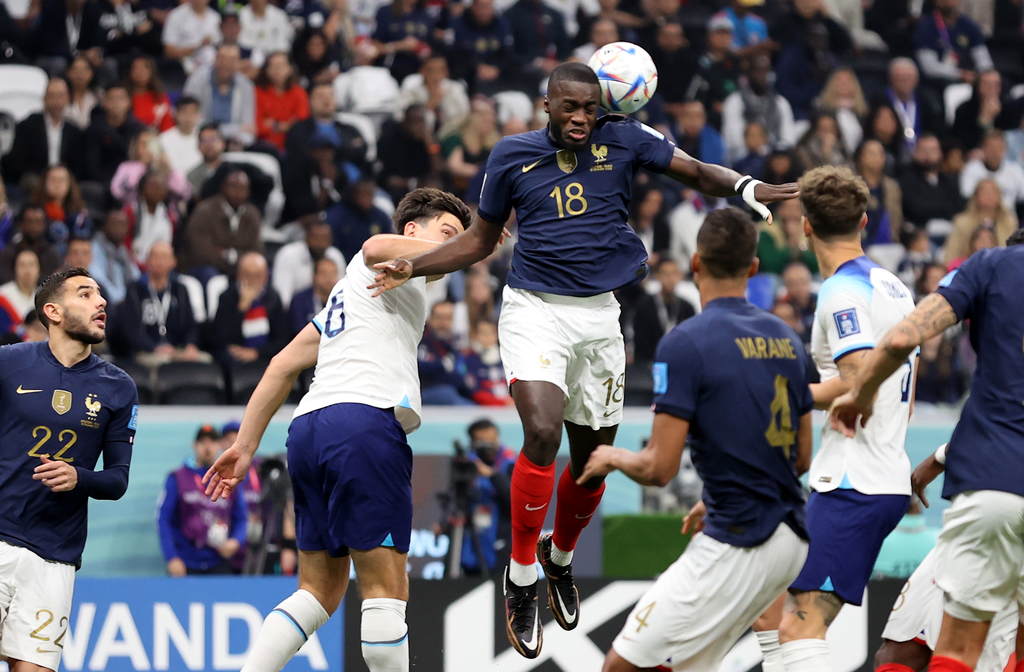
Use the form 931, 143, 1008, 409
499, 286, 626, 429
934, 490, 1024, 620
0, 540, 75, 671
613, 523, 808, 671
882, 546, 1016, 672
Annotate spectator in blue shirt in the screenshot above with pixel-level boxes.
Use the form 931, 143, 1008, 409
288, 256, 339, 335
158, 425, 248, 576
913, 0, 993, 85
419, 300, 474, 406
372, 0, 435, 84
672, 100, 725, 168
720, 0, 769, 55
450, 0, 516, 95
325, 179, 393, 262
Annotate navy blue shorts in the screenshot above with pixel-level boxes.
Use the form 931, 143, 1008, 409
287, 403, 413, 557
790, 489, 909, 605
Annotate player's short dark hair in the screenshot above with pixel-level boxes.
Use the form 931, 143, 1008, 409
393, 188, 472, 232
1007, 228, 1024, 246
176, 95, 199, 110
548, 62, 600, 95
798, 166, 869, 240
34, 267, 93, 329
696, 207, 757, 279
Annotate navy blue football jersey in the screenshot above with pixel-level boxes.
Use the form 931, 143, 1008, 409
0, 342, 138, 566
653, 297, 813, 547
478, 116, 676, 296
936, 246, 1024, 500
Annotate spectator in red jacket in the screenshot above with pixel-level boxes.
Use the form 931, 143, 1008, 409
254, 51, 310, 152
128, 55, 175, 132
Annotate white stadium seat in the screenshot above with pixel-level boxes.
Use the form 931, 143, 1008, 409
0, 65, 47, 122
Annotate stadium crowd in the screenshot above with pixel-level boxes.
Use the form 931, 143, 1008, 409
0, 0, 1017, 406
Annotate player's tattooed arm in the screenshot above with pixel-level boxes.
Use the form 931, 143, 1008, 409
829, 294, 959, 435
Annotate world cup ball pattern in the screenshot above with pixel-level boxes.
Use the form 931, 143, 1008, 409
588, 41, 659, 114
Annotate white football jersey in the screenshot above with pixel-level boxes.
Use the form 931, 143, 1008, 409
810, 256, 917, 495
292, 252, 428, 433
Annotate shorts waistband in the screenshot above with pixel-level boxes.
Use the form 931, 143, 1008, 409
526, 289, 615, 307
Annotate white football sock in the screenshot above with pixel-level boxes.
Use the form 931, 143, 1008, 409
240, 589, 329, 672
756, 630, 784, 672
361, 598, 409, 672
508, 559, 537, 587
781, 638, 830, 672
550, 541, 573, 567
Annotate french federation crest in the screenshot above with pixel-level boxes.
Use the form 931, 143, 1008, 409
52, 390, 72, 415
591, 144, 608, 163
85, 394, 102, 418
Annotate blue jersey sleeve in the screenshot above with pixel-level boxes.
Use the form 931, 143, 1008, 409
936, 251, 988, 322
652, 331, 703, 420
76, 385, 138, 500
477, 139, 516, 224
618, 118, 675, 173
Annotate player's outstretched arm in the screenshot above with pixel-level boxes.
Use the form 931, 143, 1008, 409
577, 413, 690, 487
663, 147, 799, 222
370, 214, 504, 295
362, 234, 441, 267
810, 349, 871, 410
204, 323, 320, 501
830, 293, 959, 436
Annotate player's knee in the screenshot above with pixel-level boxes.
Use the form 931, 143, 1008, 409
361, 598, 408, 671
522, 424, 561, 461
299, 583, 343, 616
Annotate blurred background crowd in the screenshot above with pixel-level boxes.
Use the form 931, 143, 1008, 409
0, 0, 1015, 408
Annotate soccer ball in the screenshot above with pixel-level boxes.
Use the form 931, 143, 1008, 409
588, 41, 659, 114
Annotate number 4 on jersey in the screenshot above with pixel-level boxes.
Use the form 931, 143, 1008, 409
765, 374, 795, 458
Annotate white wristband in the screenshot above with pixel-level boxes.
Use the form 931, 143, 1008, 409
734, 175, 771, 223
934, 443, 948, 466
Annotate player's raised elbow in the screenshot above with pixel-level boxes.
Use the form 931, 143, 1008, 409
360, 237, 388, 266
647, 463, 677, 488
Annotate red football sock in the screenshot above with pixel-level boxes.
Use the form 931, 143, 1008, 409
876, 664, 916, 672
1012, 654, 1023, 672
552, 465, 605, 553
929, 655, 973, 672
509, 453, 556, 565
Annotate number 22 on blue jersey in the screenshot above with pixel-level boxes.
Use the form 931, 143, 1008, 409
324, 291, 346, 338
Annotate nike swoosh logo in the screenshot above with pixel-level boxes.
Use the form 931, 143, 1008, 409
16, 386, 42, 394
603, 410, 617, 417
556, 589, 577, 624
522, 606, 540, 650
522, 159, 542, 173
525, 503, 547, 511
574, 513, 593, 519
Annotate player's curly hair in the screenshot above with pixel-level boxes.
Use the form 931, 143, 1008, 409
798, 166, 869, 240
697, 207, 757, 279
393, 188, 472, 231
35, 267, 93, 329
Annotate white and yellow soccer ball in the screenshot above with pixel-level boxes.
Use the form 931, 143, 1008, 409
587, 41, 659, 114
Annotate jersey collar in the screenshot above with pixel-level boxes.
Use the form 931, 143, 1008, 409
40, 342, 100, 372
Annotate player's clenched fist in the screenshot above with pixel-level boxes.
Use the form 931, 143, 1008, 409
33, 457, 78, 493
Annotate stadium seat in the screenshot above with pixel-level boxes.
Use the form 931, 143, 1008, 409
493, 90, 534, 125
205, 274, 229, 319
337, 111, 378, 163
114, 359, 156, 405
155, 361, 226, 405
221, 151, 285, 236
624, 362, 654, 407
944, 83, 973, 126
0, 65, 47, 121
229, 361, 267, 404
0, 112, 15, 158
177, 273, 207, 323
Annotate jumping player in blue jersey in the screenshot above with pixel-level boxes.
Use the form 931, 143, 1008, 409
0, 268, 138, 672
577, 207, 813, 672
370, 61, 799, 658
832, 231, 1024, 672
